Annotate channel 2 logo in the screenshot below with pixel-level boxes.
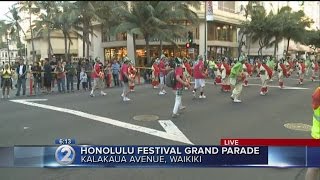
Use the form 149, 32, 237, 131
55, 145, 76, 165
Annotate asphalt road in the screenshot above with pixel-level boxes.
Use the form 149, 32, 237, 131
0, 75, 318, 180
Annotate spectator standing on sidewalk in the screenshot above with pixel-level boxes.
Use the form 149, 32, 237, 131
90, 57, 106, 97
31, 61, 42, 95
15, 59, 27, 97
1, 64, 12, 99
84, 59, 93, 90
65, 61, 76, 93
43, 60, 52, 93
111, 60, 120, 87
76, 60, 82, 91
55, 61, 66, 93
0, 62, 4, 88
80, 67, 88, 91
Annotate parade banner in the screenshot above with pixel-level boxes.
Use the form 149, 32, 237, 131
0, 144, 319, 168
206, 1, 214, 21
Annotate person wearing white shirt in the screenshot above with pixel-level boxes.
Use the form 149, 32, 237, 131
15, 59, 27, 96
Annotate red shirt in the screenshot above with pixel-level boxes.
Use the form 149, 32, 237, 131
184, 62, 192, 76
174, 66, 184, 90
92, 63, 101, 78
223, 63, 231, 75
159, 61, 166, 75
193, 60, 205, 79
120, 63, 128, 81
153, 64, 160, 76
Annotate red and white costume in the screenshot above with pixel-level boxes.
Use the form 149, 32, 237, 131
151, 62, 160, 88
296, 61, 305, 85
277, 61, 288, 89
183, 61, 192, 89
128, 64, 137, 91
106, 64, 112, 87
287, 60, 295, 77
242, 62, 252, 87
255, 61, 262, 77
311, 61, 319, 82
221, 62, 231, 92
214, 62, 222, 84
259, 62, 273, 95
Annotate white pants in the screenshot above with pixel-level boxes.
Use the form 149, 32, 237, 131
194, 79, 205, 89
278, 71, 283, 82
122, 81, 129, 97
173, 91, 182, 114
230, 78, 242, 98
260, 75, 269, 88
160, 76, 165, 85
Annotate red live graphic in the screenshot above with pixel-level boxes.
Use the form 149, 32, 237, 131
220, 139, 320, 146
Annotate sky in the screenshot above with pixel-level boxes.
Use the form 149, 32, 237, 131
0, 1, 17, 21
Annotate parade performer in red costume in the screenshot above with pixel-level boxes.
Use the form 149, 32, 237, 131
128, 61, 137, 92
221, 57, 231, 92
151, 59, 160, 88
311, 59, 319, 82
296, 59, 306, 85
277, 58, 288, 89
242, 57, 252, 87
214, 59, 222, 85
259, 59, 273, 95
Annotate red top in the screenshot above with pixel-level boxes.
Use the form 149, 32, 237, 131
153, 64, 160, 76
280, 63, 288, 76
314, 63, 319, 71
312, 87, 320, 110
92, 63, 101, 78
262, 64, 273, 78
184, 62, 192, 76
158, 61, 166, 75
173, 66, 184, 90
300, 63, 305, 73
193, 61, 205, 79
217, 63, 222, 71
288, 61, 294, 69
223, 63, 231, 75
128, 65, 136, 75
245, 63, 252, 75
120, 63, 128, 81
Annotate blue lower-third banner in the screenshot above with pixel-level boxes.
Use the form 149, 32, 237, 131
0, 145, 319, 167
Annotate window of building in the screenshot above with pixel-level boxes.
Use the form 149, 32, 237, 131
218, 1, 235, 13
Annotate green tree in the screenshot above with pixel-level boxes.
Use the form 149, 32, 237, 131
33, 1, 59, 62
279, 7, 313, 56
54, 1, 83, 62
304, 30, 320, 52
75, 1, 100, 59
113, 1, 200, 65
19, 1, 40, 62
5, 6, 25, 57
0, 20, 14, 63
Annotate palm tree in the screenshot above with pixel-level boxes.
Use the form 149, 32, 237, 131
75, 1, 100, 59
114, 1, 200, 65
0, 20, 14, 64
33, 1, 58, 62
54, 2, 83, 62
19, 1, 40, 62
5, 6, 25, 57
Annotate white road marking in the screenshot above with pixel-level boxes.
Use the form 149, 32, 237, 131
195, 81, 310, 89
10, 99, 193, 145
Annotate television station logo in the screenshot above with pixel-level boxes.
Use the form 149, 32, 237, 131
55, 145, 76, 165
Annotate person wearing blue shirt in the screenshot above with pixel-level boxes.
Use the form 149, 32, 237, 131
111, 60, 120, 87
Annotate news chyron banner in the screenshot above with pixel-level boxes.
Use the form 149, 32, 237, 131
0, 138, 320, 168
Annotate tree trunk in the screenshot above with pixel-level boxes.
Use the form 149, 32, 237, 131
238, 32, 245, 59
63, 32, 68, 62
30, 10, 35, 62
247, 35, 251, 56
82, 31, 86, 57
6, 34, 10, 64
145, 34, 151, 66
160, 40, 163, 56
286, 37, 291, 57
86, 34, 90, 59
273, 40, 278, 59
47, 26, 52, 62
68, 38, 71, 56
16, 29, 22, 57
133, 33, 136, 64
